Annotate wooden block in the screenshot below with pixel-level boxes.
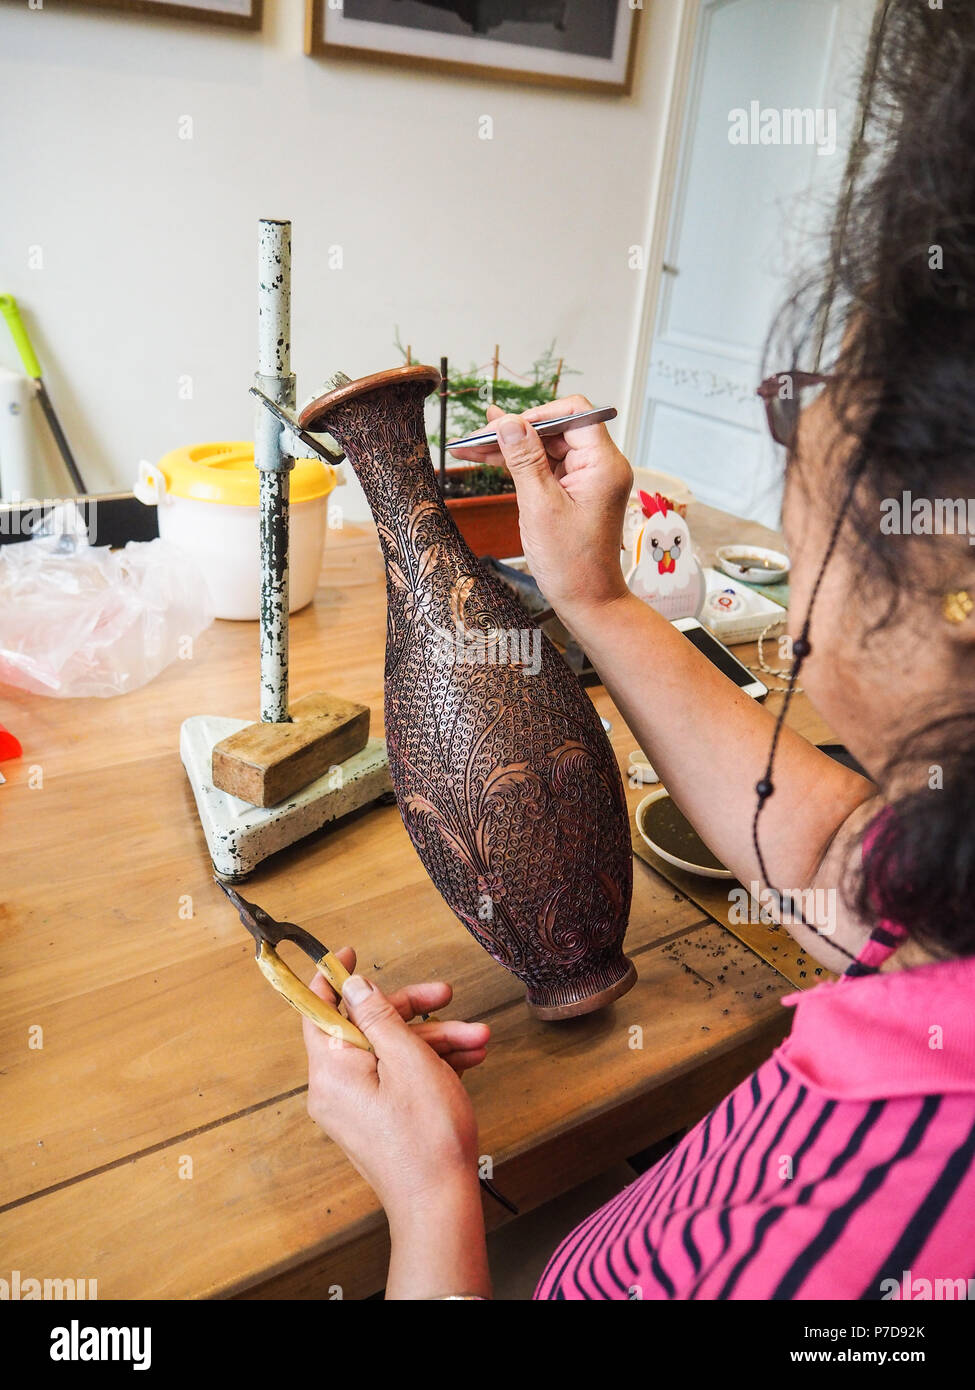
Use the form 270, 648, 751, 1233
211, 692, 370, 807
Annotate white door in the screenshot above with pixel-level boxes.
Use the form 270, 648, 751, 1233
634, 0, 876, 528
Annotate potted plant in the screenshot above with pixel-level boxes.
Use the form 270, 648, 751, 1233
439, 460, 519, 559
395, 337, 572, 558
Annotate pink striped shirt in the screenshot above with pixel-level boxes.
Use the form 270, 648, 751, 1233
534, 922, 975, 1300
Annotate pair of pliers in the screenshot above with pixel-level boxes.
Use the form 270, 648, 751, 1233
216, 881, 520, 1216
216, 881, 372, 1052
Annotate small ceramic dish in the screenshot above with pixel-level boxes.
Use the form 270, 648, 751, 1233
716, 545, 790, 585
703, 588, 746, 620
635, 788, 734, 880
627, 750, 659, 785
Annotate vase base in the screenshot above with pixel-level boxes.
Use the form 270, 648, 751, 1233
527, 956, 637, 1021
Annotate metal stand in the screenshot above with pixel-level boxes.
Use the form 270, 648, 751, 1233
180, 218, 392, 881
255, 218, 294, 724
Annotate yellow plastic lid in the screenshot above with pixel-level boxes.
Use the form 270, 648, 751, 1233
155, 441, 337, 507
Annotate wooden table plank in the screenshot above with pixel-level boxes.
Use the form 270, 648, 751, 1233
0, 921, 788, 1299
0, 844, 704, 1204
0, 514, 824, 1298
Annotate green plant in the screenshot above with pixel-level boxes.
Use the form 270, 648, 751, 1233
393, 331, 576, 450
442, 464, 515, 499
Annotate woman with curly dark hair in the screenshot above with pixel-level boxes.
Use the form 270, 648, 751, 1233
302, 0, 975, 1298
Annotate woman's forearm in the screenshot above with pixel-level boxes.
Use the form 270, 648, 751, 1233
560, 591, 877, 967
385, 1173, 492, 1300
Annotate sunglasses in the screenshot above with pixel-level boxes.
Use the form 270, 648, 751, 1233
756, 371, 832, 449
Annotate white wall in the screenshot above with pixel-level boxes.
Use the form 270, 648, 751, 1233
0, 0, 687, 520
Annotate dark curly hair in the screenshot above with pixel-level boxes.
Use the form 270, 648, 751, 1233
766, 0, 975, 958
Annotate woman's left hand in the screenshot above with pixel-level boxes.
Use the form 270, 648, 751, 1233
302, 949, 491, 1222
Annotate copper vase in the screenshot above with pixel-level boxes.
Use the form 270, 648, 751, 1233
300, 366, 635, 1019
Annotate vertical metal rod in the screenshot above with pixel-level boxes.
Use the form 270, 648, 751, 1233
255, 219, 296, 724
439, 355, 448, 493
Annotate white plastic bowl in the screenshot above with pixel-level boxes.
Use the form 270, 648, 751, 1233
134, 443, 336, 621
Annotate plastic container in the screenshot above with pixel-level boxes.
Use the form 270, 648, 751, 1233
134, 442, 337, 620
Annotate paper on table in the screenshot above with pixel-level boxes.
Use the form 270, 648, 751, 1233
737, 577, 791, 609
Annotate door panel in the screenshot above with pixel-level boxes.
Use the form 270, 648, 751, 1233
635, 0, 876, 526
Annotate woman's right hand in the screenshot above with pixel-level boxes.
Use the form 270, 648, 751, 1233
303, 951, 488, 1219
448, 394, 634, 617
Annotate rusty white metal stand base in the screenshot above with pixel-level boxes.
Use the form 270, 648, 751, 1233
181, 716, 393, 881
181, 218, 394, 879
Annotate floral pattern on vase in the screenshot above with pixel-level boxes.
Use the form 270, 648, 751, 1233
300, 366, 635, 1019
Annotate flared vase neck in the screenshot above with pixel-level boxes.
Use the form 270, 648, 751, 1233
315, 382, 444, 532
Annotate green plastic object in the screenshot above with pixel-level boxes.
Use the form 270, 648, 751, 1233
0, 294, 43, 380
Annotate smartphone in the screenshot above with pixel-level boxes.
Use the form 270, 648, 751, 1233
672, 616, 769, 701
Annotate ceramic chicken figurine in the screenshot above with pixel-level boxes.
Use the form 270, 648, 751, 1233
626, 491, 705, 621
299, 366, 635, 1021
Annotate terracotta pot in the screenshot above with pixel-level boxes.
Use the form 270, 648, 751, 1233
300, 366, 635, 1020
443, 468, 522, 559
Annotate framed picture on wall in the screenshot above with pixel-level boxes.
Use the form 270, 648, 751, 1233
66, 0, 262, 27
304, 1, 642, 95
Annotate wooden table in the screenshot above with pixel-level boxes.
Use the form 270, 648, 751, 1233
0, 504, 831, 1300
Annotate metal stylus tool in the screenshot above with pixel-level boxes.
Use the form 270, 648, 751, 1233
446, 405, 617, 451
249, 387, 345, 464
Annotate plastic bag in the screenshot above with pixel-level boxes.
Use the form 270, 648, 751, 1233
0, 502, 213, 698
